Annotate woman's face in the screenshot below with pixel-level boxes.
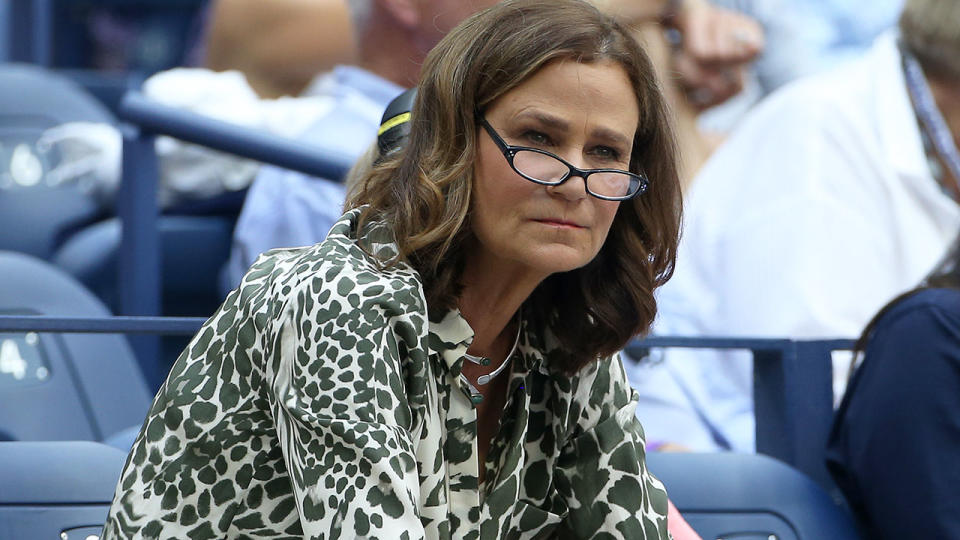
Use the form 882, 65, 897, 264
471, 59, 640, 278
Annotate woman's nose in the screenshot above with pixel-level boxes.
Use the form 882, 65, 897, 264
547, 171, 589, 201
547, 151, 590, 201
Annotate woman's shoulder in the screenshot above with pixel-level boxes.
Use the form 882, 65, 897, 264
532, 326, 631, 407
581, 354, 633, 405
243, 208, 426, 309
551, 353, 635, 436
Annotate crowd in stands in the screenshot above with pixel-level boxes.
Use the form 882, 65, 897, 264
4, 0, 960, 536
628, 0, 957, 453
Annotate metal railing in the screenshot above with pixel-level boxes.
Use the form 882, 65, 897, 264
627, 336, 853, 493
115, 91, 357, 320
3, 0, 52, 65
112, 92, 356, 380
0, 313, 851, 492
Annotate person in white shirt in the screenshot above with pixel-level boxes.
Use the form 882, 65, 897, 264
627, 0, 960, 452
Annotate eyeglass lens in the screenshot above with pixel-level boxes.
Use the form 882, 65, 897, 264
512, 149, 635, 198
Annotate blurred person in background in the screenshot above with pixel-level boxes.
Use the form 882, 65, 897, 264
39, 1, 498, 249
621, 4, 764, 188
827, 232, 960, 538
204, 0, 356, 98
690, 0, 905, 167
628, 0, 960, 453
695, 0, 905, 160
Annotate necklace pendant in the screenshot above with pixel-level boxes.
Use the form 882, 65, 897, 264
461, 313, 522, 389
464, 353, 491, 366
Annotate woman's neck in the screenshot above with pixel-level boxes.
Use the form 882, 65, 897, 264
457, 254, 546, 356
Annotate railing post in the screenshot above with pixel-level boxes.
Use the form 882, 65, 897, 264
109, 92, 357, 390
754, 340, 844, 493
791, 341, 846, 493
0, 0, 10, 62
118, 125, 162, 388
753, 345, 794, 464
29, 0, 52, 66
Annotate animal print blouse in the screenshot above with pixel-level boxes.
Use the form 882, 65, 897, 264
103, 208, 670, 539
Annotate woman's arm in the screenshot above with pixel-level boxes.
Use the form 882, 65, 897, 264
668, 499, 703, 539
265, 244, 431, 538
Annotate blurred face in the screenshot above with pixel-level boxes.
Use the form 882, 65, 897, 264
471, 59, 640, 278
417, 0, 500, 50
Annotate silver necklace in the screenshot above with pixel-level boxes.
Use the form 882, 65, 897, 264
460, 316, 522, 397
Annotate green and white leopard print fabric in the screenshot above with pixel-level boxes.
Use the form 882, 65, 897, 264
103, 208, 670, 539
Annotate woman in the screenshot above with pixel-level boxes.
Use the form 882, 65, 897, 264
103, 1, 682, 538
827, 236, 960, 538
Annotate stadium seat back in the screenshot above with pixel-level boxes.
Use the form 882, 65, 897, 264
648, 452, 861, 540
0, 251, 150, 442
0, 441, 124, 538
54, 214, 236, 317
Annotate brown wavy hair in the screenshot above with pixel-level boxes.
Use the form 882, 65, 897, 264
347, 0, 682, 373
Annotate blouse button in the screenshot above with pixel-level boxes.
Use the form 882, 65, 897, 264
480, 358, 491, 366
470, 394, 484, 405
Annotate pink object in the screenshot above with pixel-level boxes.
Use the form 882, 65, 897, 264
668, 499, 702, 540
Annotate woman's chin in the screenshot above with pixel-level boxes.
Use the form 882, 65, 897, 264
521, 245, 596, 275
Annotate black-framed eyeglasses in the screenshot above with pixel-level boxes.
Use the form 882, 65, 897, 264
478, 116, 648, 201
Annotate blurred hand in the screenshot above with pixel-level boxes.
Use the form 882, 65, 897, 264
668, 499, 703, 540
36, 122, 122, 199
653, 441, 693, 452
669, 0, 765, 111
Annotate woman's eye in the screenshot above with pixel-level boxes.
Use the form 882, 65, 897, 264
591, 146, 622, 161
523, 130, 552, 146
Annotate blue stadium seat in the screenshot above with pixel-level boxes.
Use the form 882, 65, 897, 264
53, 214, 236, 317
53, 213, 235, 374
0, 63, 114, 260
0, 251, 151, 442
648, 452, 862, 540
0, 441, 125, 539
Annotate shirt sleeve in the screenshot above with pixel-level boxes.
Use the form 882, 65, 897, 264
266, 254, 430, 539
553, 355, 671, 539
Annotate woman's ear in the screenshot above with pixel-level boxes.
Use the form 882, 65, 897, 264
376, 0, 421, 29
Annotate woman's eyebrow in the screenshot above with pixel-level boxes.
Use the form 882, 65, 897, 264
591, 127, 632, 149
513, 110, 632, 149
514, 110, 569, 131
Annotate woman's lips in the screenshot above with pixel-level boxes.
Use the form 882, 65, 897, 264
532, 218, 585, 229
